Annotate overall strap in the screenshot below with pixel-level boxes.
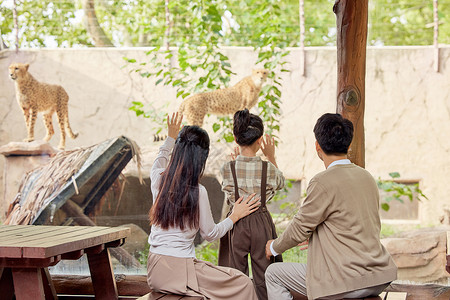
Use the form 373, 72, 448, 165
261, 161, 268, 207
230, 160, 240, 201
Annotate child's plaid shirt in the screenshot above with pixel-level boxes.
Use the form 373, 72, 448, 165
220, 155, 285, 205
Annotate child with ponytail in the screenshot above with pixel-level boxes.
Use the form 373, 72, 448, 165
218, 108, 285, 300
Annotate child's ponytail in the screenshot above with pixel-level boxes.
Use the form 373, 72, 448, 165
233, 109, 264, 146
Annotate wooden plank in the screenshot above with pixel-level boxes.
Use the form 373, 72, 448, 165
0, 267, 15, 300
23, 227, 129, 258
387, 283, 450, 300
0, 256, 61, 268
52, 274, 150, 296
20, 226, 127, 247
0, 225, 39, 234
0, 225, 81, 245
0, 226, 128, 259
12, 267, 46, 300
17, 226, 107, 246
0, 226, 97, 258
87, 248, 118, 300
380, 292, 407, 300
61, 249, 84, 260
0, 245, 23, 258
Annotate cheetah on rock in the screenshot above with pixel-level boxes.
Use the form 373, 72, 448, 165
9, 63, 78, 150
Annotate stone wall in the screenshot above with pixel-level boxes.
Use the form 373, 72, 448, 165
0, 46, 449, 225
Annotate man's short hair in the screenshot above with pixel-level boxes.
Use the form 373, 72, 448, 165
313, 113, 354, 155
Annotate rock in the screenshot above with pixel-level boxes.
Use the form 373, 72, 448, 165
0, 140, 58, 156
0, 141, 59, 220
120, 223, 149, 258
381, 226, 450, 284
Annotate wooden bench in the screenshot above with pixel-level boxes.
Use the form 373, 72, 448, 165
136, 292, 202, 299
0, 225, 129, 300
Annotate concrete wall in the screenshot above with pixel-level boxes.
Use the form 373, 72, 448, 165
0, 46, 449, 225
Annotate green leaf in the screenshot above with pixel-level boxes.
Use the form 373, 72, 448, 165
389, 172, 401, 178
224, 134, 234, 143
212, 123, 220, 133
381, 203, 390, 211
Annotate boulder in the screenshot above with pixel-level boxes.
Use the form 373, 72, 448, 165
381, 226, 450, 284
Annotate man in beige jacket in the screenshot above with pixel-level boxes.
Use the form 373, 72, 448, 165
264, 113, 397, 300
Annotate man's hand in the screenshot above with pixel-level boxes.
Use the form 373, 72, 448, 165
265, 239, 274, 260
167, 112, 183, 139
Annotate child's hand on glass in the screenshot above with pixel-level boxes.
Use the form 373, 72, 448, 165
261, 134, 276, 160
167, 112, 183, 139
230, 146, 240, 160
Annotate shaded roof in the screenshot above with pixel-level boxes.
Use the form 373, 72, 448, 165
5, 136, 142, 225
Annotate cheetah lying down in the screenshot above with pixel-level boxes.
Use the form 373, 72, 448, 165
179, 69, 268, 127
9, 63, 78, 150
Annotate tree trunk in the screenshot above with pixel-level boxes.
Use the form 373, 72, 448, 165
13, 0, 19, 52
433, 0, 439, 72
333, 0, 368, 168
81, 0, 114, 47
298, 0, 306, 76
0, 32, 8, 50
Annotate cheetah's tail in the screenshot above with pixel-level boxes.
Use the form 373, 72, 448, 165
65, 117, 79, 139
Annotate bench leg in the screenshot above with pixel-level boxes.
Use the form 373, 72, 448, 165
12, 267, 46, 300
0, 267, 15, 300
87, 248, 118, 300
41, 267, 58, 300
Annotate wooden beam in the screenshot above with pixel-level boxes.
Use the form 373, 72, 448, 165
51, 275, 450, 299
333, 0, 368, 168
87, 248, 118, 300
387, 283, 450, 300
61, 200, 142, 269
51, 274, 150, 296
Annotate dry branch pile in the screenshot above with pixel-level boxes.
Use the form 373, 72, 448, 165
5, 147, 94, 225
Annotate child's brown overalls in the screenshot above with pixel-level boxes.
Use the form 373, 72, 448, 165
218, 160, 283, 300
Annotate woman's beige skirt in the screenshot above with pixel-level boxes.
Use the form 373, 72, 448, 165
147, 251, 258, 300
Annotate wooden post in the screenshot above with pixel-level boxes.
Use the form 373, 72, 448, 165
333, 0, 368, 168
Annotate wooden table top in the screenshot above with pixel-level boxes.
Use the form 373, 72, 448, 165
0, 225, 130, 259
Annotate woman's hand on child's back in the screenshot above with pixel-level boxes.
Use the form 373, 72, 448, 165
167, 112, 183, 139
229, 193, 260, 223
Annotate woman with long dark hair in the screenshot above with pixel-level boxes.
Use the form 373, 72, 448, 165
147, 113, 260, 299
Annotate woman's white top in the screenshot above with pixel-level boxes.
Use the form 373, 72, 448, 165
148, 137, 233, 258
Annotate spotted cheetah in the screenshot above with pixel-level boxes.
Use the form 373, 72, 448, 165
9, 63, 78, 150
179, 69, 268, 127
